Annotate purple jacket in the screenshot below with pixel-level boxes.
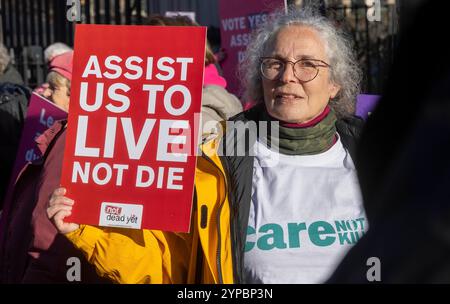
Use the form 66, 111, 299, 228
0, 120, 110, 283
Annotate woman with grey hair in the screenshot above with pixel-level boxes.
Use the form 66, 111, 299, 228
236, 7, 366, 283
47, 6, 366, 284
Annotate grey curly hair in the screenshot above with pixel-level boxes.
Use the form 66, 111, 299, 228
239, 6, 362, 118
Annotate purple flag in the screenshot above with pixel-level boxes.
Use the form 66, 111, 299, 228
9, 93, 68, 183
356, 94, 381, 120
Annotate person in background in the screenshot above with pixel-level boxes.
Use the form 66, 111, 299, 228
35, 42, 72, 96
1, 50, 72, 210
0, 50, 109, 283
0, 43, 24, 85
44, 42, 72, 64
207, 25, 226, 75
0, 43, 30, 208
146, 15, 243, 137
41, 51, 73, 112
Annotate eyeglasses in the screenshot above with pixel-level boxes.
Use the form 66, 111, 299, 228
260, 57, 330, 82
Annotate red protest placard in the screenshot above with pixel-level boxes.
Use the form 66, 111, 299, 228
61, 24, 206, 232
219, 0, 286, 97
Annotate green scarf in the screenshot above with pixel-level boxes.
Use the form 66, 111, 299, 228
260, 108, 338, 155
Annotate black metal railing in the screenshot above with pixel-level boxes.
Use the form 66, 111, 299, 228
1, 0, 145, 88
0, 0, 399, 95
326, 3, 399, 94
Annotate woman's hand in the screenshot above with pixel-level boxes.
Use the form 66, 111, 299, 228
47, 187, 79, 234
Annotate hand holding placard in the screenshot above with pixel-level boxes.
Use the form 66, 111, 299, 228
47, 188, 79, 235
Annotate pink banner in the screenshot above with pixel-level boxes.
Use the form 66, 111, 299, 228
219, 0, 286, 98
9, 93, 68, 183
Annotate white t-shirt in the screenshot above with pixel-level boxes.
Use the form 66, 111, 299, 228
244, 136, 367, 284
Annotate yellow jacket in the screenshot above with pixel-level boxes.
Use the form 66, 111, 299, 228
65, 136, 235, 284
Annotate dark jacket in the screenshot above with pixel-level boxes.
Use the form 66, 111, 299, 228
218, 104, 364, 283
327, 0, 450, 283
0, 83, 30, 206
0, 120, 110, 283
